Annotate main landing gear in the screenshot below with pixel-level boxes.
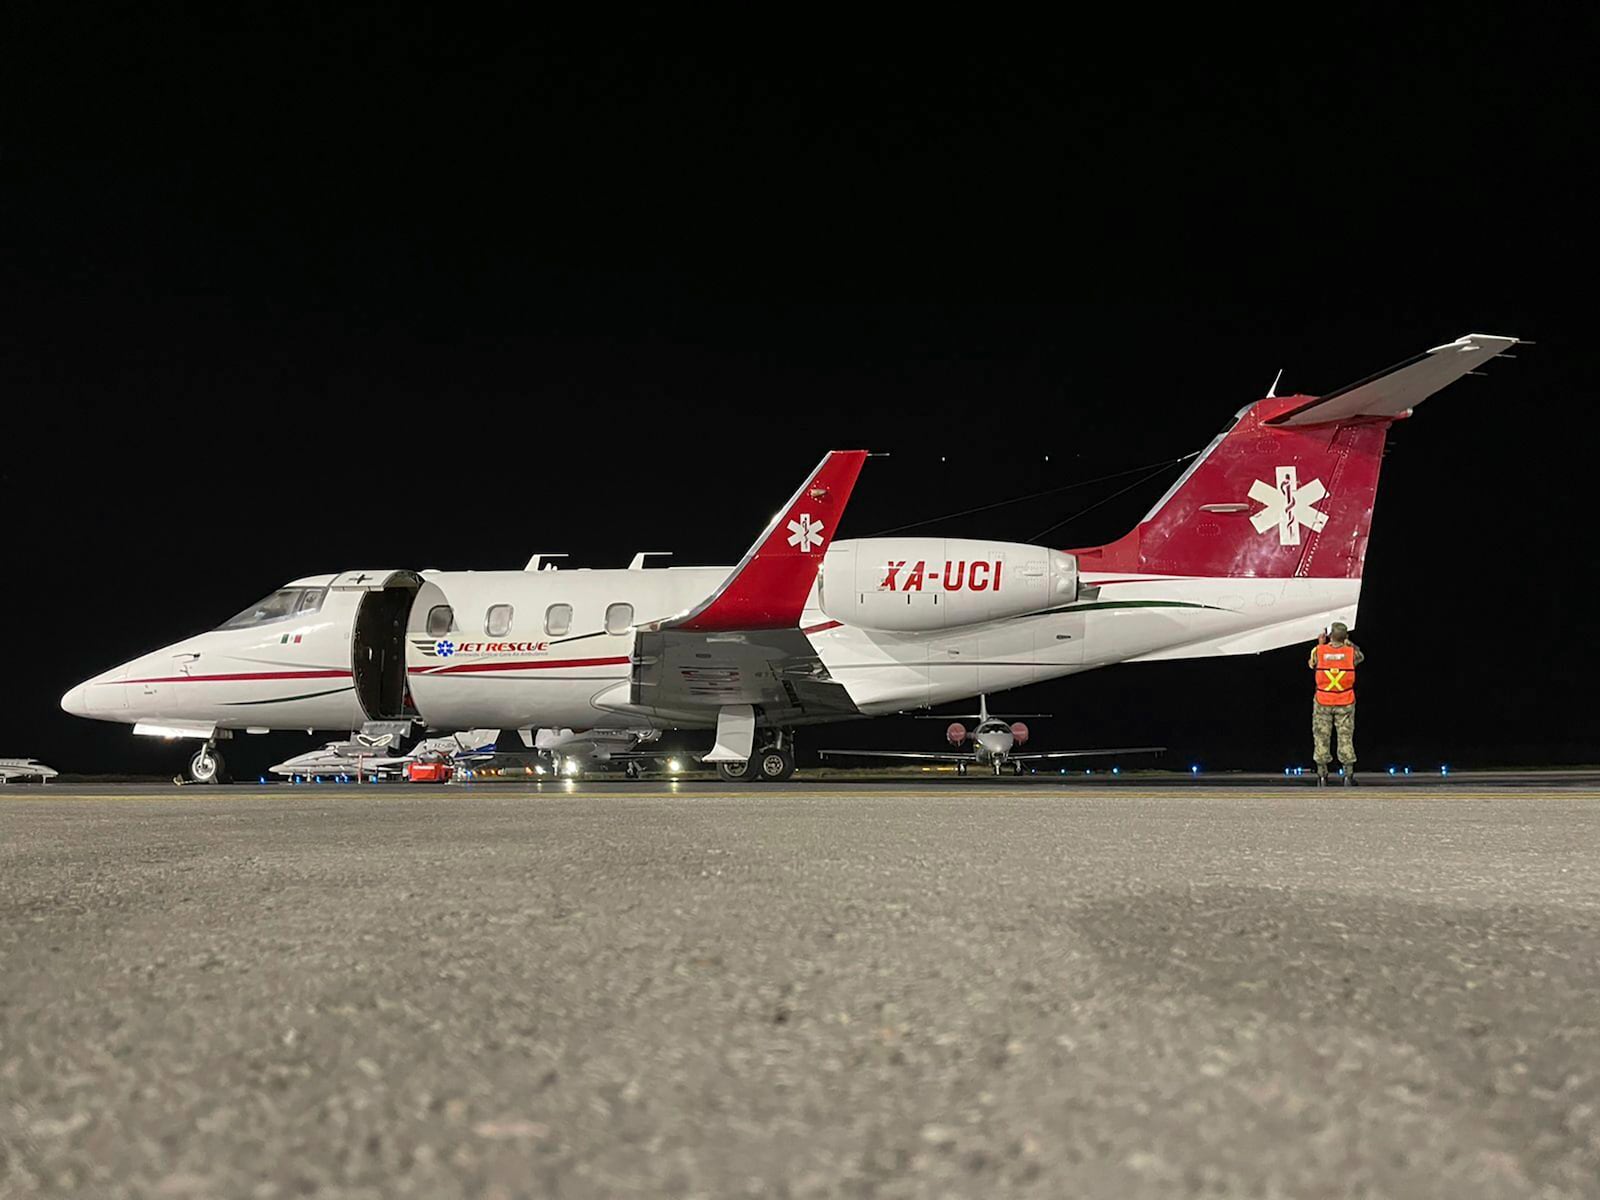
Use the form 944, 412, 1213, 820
715, 729, 798, 783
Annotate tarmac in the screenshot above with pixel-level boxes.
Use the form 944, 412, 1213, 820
3, 781, 1599, 1197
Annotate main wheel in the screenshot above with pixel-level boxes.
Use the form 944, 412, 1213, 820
1013, 761, 1024, 776
957, 762, 968, 777
624, 761, 642, 780
756, 746, 796, 782
716, 760, 758, 783
188, 747, 226, 784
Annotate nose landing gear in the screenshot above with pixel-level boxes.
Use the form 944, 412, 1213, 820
185, 743, 228, 785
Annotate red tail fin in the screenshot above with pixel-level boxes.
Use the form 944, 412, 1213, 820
1074, 401, 1387, 578
1072, 334, 1518, 580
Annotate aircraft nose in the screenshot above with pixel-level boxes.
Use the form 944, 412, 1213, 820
60, 682, 92, 718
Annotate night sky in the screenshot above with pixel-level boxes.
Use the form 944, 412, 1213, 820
6, 12, 1596, 775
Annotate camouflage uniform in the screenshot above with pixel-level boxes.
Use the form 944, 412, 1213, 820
1311, 701, 1357, 767
1309, 635, 1363, 771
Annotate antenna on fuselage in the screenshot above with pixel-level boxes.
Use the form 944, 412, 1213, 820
628, 551, 672, 569
1266, 368, 1284, 398
525, 554, 568, 572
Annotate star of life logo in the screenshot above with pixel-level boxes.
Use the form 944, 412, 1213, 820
786, 512, 825, 552
434, 639, 455, 657
1248, 466, 1329, 545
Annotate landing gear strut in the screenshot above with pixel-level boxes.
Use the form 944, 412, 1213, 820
187, 743, 227, 785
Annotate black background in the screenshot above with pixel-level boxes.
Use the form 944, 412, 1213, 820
5, 10, 1595, 775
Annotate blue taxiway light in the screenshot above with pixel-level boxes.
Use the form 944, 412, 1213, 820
1190, 765, 1200, 775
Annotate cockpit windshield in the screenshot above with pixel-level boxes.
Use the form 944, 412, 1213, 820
219, 587, 327, 629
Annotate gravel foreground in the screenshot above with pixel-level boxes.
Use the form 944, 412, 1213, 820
2, 788, 1598, 1198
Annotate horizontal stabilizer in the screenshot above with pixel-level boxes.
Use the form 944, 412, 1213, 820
1266, 333, 1519, 427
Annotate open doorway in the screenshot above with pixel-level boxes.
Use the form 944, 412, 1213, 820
352, 576, 421, 721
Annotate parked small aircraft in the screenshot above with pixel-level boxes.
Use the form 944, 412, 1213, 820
270, 729, 499, 781
817, 695, 1163, 776
529, 727, 670, 778
0, 758, 58, 783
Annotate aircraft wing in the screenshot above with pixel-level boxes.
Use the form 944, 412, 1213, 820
630, 626, 862, 725
627, 450, 869, 731
1266, 333, 1519, 427
816, 749, 970, 763
1011, 746, 1165, 761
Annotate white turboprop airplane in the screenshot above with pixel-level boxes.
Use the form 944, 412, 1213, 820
62, 334, 1517, 783
816, 694, 1163, 776
0, 758, 58, 783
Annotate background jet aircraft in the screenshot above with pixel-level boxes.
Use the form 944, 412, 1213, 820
0, 758, 58, 783
817, 695, 1162, 776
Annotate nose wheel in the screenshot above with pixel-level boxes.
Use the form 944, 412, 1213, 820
186, 744, 227, 785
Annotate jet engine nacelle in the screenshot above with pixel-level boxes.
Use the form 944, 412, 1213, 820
818, 538, 1078, 632
946, 722, 968, 747
1010, 722, 1029, 747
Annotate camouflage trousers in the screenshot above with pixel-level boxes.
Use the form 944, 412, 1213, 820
1311, 701, 1356, 767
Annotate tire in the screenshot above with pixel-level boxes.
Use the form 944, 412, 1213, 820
1013, 761, 1024, 776
188, 747, 226, 785
716, 760, 758, 783
756, 747, 796, 782
624, 761, 641, 780
957, 762, 968, 777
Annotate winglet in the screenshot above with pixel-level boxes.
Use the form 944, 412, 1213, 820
667, 450, 869, 632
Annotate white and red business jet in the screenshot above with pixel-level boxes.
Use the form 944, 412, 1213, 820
62, 333, 1517, 783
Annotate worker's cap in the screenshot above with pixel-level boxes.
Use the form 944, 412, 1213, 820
1329, 621, 1349, 637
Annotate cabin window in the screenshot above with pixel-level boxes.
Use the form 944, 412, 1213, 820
485, 604, 514, 637
545, 603, 573, 637
220, 589, 305, 629
426, 605, 454, 636
605, 602, 634, 635
296, 587, 328, 614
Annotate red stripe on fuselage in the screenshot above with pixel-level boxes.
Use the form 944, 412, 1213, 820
409, 655, 631, 676
120, 669, 352, 684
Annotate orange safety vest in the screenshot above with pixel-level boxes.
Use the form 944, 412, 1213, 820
1313, 643, 1357, 706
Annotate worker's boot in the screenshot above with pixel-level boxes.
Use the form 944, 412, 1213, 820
1343, 764, 1357, 788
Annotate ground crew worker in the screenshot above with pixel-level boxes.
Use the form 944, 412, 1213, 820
1309, 622, 1363, 786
